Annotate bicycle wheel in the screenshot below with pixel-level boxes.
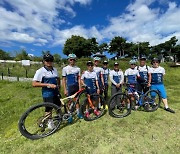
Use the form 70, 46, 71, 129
18, 103, 62, 140
80, 94, 105, 121
76, 91, 86, 106
142, 90, 161, 112
108, 93, 132, 118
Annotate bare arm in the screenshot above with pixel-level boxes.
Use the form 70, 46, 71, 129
78, 76, 81, 89
62, 77, 67, 95
101, 73, 105, 87
96, 80, 100, 94
32, 81, 56, 89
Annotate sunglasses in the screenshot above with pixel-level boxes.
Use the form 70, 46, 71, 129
69, 59, 75, 61
88, 64, 93, 67
153, 61, 159, 64
45, 60, 53, 62
131, 64, 136, 65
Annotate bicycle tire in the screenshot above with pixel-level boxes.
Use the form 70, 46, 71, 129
80, 94, 105, 121
18, 103, 62, 140
142, 90, 161, 112
108, 92, 132, 118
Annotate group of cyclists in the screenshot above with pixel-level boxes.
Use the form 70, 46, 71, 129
32, 53, 175, 127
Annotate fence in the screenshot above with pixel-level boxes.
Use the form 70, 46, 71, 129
0, 72, 33, 82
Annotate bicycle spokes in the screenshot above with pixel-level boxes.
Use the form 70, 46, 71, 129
22, 105, 61, 137
108, 93, 131, 118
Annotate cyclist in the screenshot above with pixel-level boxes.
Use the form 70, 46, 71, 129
109, 62, 124, 96
102, 60, 110, 101
93, 57, 105, 95
124, 59, 140, 109
149, 58, 175, 113
136, 56, 151, 94
62, 53, 83, 122
32, 53, 61, 129
81, 61, 100, 118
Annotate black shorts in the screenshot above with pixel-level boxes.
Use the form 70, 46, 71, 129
43, 95, 61, 112
68, 84, 79, 96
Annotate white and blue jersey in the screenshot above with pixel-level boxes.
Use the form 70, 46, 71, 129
93, 66, 103, 87
124, 68, 140, 84
33, 67, 59, 98
81, 71, 98, 94
62, 65, 80, 87
109, 70, 124, 86
149, 66, 165, 84
136, 65, 150, 83
102, 68, 110, 86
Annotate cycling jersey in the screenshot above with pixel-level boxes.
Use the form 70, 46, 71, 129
62, 65, 80, 87
136, 65, 150, 83
109, 70, 124, 86
124, 68, 140, 84
149, 66, 165, 84
33, 66, 59, 98
93, 66, 103, 86
81, 71, 98, 94
102, 68, 110, 85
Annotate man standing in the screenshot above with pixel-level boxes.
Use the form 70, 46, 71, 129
102, 60, 110, 101
32, 53, 61, 129
149, 58, 175, 113
93, 57, 105, 95
109, 62, 124, 96
62, 54, 83, 121
136, 56, 151, 94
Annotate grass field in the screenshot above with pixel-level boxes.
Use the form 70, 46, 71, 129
0, 63, 180, 154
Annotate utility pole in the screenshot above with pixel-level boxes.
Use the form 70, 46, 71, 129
137, 42, 140, 59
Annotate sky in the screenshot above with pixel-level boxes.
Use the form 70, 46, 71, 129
0, 0, 180, 58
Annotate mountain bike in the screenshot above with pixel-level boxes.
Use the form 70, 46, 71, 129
18, 86, 105, 140
108, 83, 161, 118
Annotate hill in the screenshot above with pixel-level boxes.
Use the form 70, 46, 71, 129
0, 63, 180, 154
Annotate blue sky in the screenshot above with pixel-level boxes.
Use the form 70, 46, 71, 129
0, 0, 180, 58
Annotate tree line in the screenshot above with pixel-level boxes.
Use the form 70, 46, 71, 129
63, 35, 180, 62
0, 35, 180, 62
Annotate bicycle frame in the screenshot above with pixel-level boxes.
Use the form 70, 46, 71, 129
126, 84, 145, 106
60, 86, 95, 109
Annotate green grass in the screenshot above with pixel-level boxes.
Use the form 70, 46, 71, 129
0, 64, 180, 154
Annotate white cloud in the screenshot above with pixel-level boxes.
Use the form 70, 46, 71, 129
52, 25, 103, 46
0, 0, 92, 46
0, 0, 180, 49
101, 0, 180, 45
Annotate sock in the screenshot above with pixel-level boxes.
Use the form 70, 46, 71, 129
165, 105, 168, 109
76, 109, 79, 114
127, 103, 130, 109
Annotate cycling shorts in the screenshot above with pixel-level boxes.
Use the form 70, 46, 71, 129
150, 84, 167, 99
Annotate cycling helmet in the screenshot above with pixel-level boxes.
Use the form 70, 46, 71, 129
151, 57, 160, 64
94, 57, 101, 61
129, 59, 137, 64
68, 53, 77, 59
43, 53, 54, 62
87, 61, 93, 66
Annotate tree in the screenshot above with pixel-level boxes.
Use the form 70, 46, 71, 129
86, 37, 99, 54
0, 49, 11, 60
109, 36, 126, 57
63, 35, 99, 58
53, 53, 61, 63
138, 42, 150, 57
15, 49, 30, 61
98, 43, 108, 54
